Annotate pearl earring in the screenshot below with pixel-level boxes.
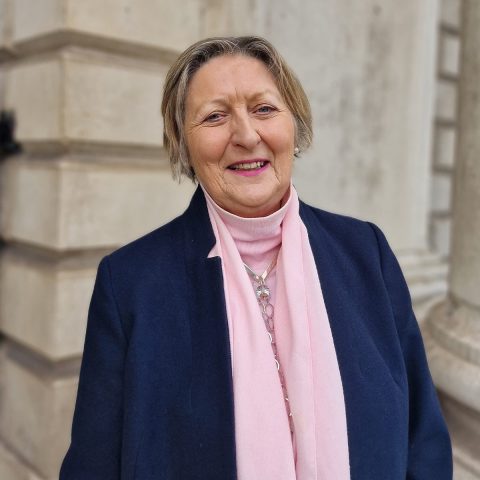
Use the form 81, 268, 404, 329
294, 147, 300, 155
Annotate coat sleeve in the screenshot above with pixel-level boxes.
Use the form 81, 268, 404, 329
368, 222, 453, 480
60, 256, 127, 479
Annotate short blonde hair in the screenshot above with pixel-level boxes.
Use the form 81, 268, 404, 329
161, 36, 313, 181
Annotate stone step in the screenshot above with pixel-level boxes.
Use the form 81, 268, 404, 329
0, 440, 46, 480
427, 302, 480, 367
410, 279, 448, 304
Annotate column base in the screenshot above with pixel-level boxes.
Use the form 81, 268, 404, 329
425, 300, 480, 479
0, 440, 46, 480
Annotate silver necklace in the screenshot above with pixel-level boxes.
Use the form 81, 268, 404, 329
243, 252, 295, 436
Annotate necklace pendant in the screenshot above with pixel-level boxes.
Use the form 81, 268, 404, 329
256, 284, 270, 300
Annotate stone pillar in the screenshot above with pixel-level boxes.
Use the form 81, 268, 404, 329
0, 1, 196, 477
426, 0, 480, 478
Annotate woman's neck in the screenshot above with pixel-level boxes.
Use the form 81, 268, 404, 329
201, 184, 292, 272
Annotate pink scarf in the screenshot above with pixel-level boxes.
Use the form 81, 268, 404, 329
203, 185, 350, 479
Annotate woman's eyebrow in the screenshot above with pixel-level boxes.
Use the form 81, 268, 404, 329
189, 98, 229, 121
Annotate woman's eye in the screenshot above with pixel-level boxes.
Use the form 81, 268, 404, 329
256, 105, 276, 114
204, 112, 223, 123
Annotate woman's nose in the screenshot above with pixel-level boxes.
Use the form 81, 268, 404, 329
230, 112, 261, 150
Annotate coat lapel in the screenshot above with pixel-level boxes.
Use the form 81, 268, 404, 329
299, 201, 364, 475
180, 187, 237, 479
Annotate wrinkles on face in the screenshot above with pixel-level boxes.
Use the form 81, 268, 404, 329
184, 54, 295, 218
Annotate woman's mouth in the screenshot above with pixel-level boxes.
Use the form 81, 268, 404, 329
228, 161, 266, 170
227, 160, 270, 176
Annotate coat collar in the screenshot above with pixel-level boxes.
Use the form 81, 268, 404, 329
181, 185, 217, 261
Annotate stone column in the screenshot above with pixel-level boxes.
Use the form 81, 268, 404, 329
426, 0, 480, 478
0, 1, 197, 477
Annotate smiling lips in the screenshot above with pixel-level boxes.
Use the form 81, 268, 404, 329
227, 160, 270, 177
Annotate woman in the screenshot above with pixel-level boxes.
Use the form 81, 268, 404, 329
60, 36, 452, 479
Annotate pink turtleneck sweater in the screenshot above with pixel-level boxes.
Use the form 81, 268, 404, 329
203, 184, 350, 480
206, 191, 291, 310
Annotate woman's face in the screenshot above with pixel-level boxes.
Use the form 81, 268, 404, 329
184, 54, 296, 218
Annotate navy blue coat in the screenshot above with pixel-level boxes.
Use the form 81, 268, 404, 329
60, 187, 452, 479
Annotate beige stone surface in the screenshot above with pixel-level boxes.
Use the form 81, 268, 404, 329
1, 158, 59, 247
425, 321, 480, 414
455, 465, 480, 480
400, 252, 448, 311
0, 249, 97, 360
436, 79, 458, 122
426, 301, 480, 474
441, 395, 480, 478
431, 172, 452, 213
0, 67, 6, 106
434, 125, 457, 169
440, 33, 461, 77
0, 349, 77, 478
0, 441, 45, 480
431, 217, 452, 256
0, 0, 10, 50
201, 0, 264, 37
63, 50, 166, 146
426, 329, 480, 477
428, 302, 480, 367
12, 0, 202, 52
12, 0, 63, 43
440, 0, 462, 29
66, 0, 202, 52
1, 157, 195, 250
450, 0, 480, 308
5, 49, 167, 146
4, 58, 63, 141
